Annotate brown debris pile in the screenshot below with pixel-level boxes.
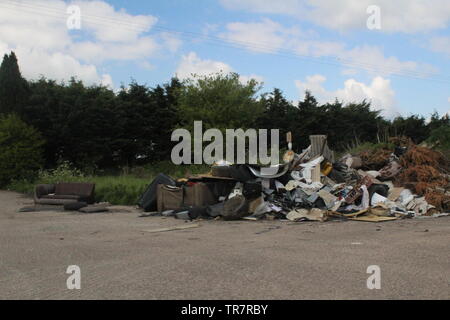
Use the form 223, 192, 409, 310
389, 136, 412, 148
394, 145, 450, 211
396, 146, 449, 193
359, 148, 392, 170
399, 145, 448, 169
424, 188, 450, 212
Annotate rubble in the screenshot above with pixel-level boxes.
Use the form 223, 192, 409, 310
139, 134, 450, 223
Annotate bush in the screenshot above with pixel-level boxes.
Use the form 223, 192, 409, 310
36, 160, 85, 184
427, 126, 450, 158
0, 114, 44, 187
7, 161, 86, 194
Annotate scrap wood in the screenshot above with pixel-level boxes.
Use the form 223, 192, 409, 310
388, 187, 404, 201
349, 215, 398, 222
329, 208, 369, 218
287, 208, 327, 222
344, 209, 369, 217
328, 208, 369, 218
142, 223, 200, 233
370, 205, 391, 216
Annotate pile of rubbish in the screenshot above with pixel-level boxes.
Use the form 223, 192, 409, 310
138, 135, 450, 222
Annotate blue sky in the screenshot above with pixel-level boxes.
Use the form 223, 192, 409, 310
1, 0, 449, 118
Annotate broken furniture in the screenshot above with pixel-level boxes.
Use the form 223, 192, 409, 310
137, 134, 449, 222
34, 182, 95, 205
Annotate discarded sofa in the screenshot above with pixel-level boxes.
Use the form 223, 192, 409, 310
34, 183, 95, 205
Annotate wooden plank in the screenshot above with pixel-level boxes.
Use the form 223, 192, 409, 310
349, 215, 398, 222
309, 135, 334, 162
142, 223, 200, 233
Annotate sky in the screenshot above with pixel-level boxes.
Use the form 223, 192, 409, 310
0, 0, 449, 119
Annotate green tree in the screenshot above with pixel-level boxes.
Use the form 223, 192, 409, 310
256, 88, 297, 150
62, 80, 118, 170
391, 115, 429, 143
0, 52, 30, 115
115, 81, 156, 166
428, 125, 450, 150
291, 91, 384, 151
0, 114, 45, 186
149, 79, 180, 161
177, 72, 264, 131
23, 78, 118, 170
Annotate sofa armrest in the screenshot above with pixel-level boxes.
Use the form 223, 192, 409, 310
34, 184, 56, 200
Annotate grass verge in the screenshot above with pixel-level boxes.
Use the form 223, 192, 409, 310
6, 161, 211, 206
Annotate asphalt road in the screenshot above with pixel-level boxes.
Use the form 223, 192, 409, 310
0, 191, 449, 300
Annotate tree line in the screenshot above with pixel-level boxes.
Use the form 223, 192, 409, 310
0, 51, 449, 177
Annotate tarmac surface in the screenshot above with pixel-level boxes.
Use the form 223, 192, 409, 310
0, 190, 449, 300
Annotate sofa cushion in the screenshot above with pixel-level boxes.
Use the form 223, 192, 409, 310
35, 198, 79, 205
42, 194, 81, 200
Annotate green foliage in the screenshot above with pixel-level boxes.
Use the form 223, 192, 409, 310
36, 161, 86, 184
0, 114, 44, 187
7, 161, 85, 194
114, 80, 179, 166
144, 161, 210, 179
21, 76, 181, 169
1, 53, 448, 176
427, 125, 450, 157
391, 115, 429, 144
343, 142, 395, 157
0, 52, 30, 114
177, 72, 264, 131
22, 78, 119, 169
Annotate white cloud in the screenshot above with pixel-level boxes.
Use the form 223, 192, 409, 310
1, 44, 104, 85
218, 19, 434, 77
220, 0, 450, 33
221, 18, 300, 53
295, 75, 399, 118
220, 0, 307, 16
100, 74, 114, 88
74, 0, 158, 43
429, 37, 450, 56
239, 74, 265, 84
175, 52, 263, 84
160, 32, 183, 53
0, 0, 180, 86
70, 37, 159, 64
448, 97, 450, 103
176, 52, 233, 79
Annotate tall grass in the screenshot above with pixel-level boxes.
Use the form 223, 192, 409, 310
6, 161, 211, 205
91, 175, 150, 205
342, 141, 395, 157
